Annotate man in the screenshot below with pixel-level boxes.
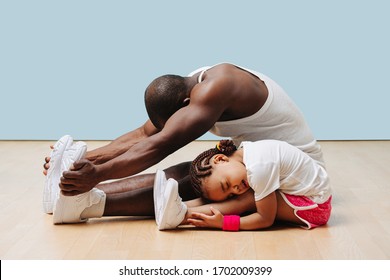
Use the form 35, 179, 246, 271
44, 62, 325, 225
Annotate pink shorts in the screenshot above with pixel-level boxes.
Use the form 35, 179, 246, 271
279, 192, 332, 229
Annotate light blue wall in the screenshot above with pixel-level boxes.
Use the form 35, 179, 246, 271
1, 1, 389, 140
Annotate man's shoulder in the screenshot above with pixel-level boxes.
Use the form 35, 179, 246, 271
191, 76, 231, 105
209, 63, 237, 73
189, 63, 240, 106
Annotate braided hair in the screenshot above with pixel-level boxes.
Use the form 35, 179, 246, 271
190, 139, 237, 198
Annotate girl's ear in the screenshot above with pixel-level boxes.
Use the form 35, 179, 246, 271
212, 154, 229, 164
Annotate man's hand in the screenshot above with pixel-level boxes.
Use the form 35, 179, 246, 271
187, 207, 224, 229
59, 159, 100, 196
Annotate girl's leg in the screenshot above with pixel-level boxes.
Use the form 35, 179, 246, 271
274, 192, 306, 226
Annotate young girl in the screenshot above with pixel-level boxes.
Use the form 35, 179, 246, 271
185, 139, 332, 230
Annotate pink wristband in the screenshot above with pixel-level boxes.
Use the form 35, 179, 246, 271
222, 215, 240, 231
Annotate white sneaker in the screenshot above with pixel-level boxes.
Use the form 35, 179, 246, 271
62, 141, 88, 172
43, 139, 87, 214
53, 188, 105, 224
153, 170, 187, 230
153, 169, 167, 224
43, 135, 73, 214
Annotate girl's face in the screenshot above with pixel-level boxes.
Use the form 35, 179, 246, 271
202, 154, 250, 201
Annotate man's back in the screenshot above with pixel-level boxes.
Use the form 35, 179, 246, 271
188, 63, 269, 122
188, 63, 325, 167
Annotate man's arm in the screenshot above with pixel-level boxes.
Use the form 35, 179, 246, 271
60, 93, 228, 195
86, 119, 159, 164
43, 120, 158, 176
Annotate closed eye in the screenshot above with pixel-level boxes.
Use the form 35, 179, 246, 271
220, 182, 225, 193
221, 181, 230, 192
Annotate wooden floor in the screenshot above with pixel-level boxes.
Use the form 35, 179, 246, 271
0, 140, 389, 260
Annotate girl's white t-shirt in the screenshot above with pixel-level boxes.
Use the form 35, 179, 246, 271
241, 140, 331, 204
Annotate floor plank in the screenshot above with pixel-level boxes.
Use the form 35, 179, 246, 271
0, 140, 389, 259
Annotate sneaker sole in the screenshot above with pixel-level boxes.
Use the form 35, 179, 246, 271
52, 144, 88, 224
158, 178, 179, 230
69, 141, 87, 164
153, 169, 166, 224
43, 135, 73, 214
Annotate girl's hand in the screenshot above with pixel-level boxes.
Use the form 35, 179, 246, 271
187, 207, 224, 229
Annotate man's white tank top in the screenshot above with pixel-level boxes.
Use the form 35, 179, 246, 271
188, 63, 325, 168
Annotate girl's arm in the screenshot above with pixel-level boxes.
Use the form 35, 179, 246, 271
239, 192, 277, 230
188, 192, 277, 230
187, 190, 256, 215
